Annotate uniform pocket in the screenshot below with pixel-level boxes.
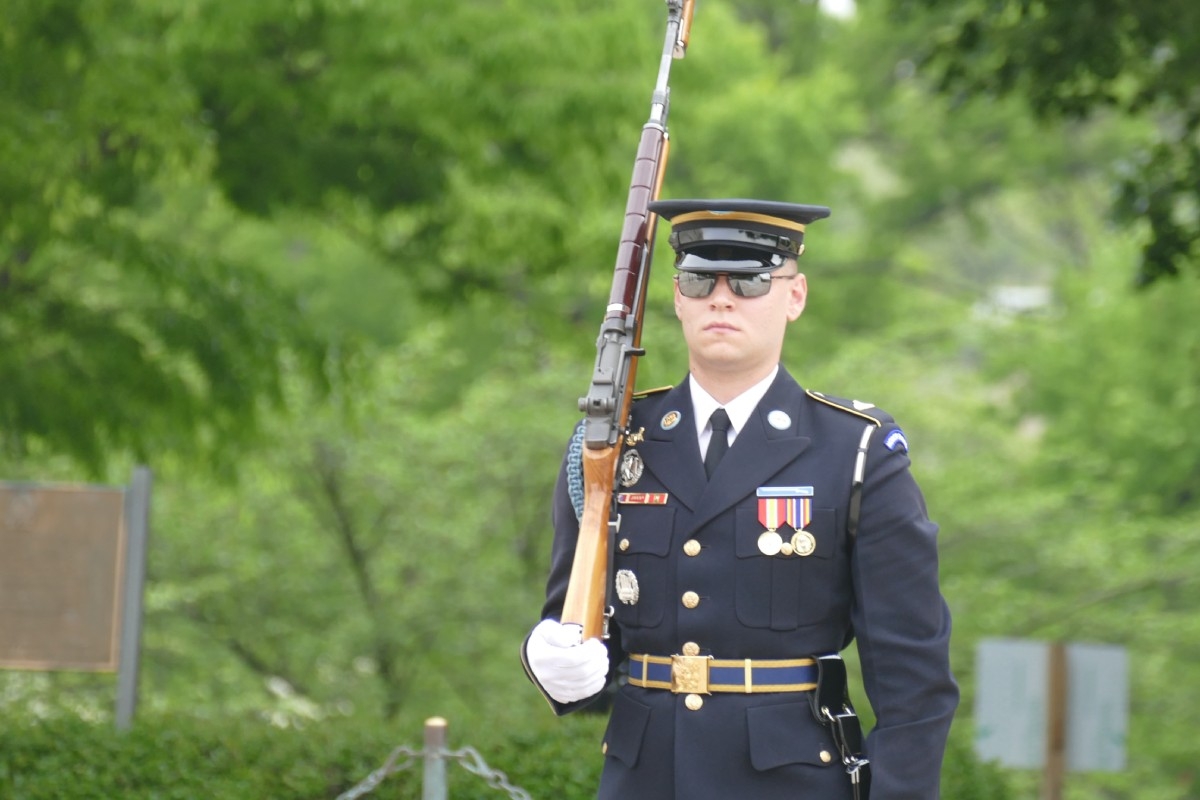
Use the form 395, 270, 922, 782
603, 690, 652, 768
611, 506, 675, 628
734, 506, 839, 629
746, 700, 839, 771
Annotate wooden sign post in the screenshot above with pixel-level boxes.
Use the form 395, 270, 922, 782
1042, 641, 1067, 800
975, 638, 1128, 791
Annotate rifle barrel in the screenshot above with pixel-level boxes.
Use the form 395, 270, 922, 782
565, 0, 695, 640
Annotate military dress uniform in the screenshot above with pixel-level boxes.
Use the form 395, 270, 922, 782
522, 200, 958, 799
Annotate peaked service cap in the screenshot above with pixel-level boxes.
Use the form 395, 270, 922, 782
649, 198, 831, 273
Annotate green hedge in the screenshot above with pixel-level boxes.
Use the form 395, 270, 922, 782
0, 712, 1012, 799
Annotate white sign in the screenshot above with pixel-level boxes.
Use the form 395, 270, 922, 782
1065, 643, 1128, 771
974, 638, 1127, 772
974, 638, 1048, 768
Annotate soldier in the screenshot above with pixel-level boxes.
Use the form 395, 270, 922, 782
522, 199, 958, 799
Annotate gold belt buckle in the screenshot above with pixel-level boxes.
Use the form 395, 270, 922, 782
670, 654, 713, 694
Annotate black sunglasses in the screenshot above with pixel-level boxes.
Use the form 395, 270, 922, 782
675, 271, 797, 299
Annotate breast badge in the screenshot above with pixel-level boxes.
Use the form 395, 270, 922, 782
619, 449, 644, 487
615, 569, 640, 605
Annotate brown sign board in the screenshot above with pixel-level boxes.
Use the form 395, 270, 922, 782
0, 483, 128, 671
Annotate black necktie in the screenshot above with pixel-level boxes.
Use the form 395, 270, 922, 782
705, 408, 731, 479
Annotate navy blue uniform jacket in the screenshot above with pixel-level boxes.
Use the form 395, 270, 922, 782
523, 368, 958, 799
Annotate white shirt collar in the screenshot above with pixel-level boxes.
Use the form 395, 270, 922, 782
690, 365, 779, 455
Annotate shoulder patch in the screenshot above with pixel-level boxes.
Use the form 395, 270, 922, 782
633, 385, 674, 400
883, 428, 909, 454
805, 389, 894, 426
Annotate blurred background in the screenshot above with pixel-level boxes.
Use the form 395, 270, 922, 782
2, 0, 1197, 797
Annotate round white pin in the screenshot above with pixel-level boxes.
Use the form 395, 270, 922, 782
767, 410, 792, 430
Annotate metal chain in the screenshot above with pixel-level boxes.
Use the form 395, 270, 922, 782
334, 743, 532, 800
446, 746, 532, 800
335, 745, 420, 800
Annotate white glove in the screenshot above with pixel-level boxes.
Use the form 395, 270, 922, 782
525, 618, 610, 704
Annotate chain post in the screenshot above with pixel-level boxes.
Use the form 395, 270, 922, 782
423, 717, 449, 800
334, 716, 531, 800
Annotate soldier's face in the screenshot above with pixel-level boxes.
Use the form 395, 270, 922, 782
674, 263, 807, 378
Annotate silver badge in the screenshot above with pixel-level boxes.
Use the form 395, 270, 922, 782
615, 569, 640, 605
767, 410, 792, 430
619, 448, 644, 487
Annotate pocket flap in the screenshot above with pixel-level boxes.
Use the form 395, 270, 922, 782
616, 507, 675, 556
746, 701, 839, 771
602, 691, 652, 768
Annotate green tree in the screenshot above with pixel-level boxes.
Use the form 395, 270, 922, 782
0, 0, 329, 473
888, 0, 1200, 285
7, 2, 1197, 797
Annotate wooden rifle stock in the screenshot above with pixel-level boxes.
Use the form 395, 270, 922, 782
562, 1, 694, 641
562, 446, 623, 638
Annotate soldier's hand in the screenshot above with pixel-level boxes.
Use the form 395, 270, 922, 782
525, 618, 609, 704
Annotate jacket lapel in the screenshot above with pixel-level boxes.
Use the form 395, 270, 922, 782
686, 370, 812, 535
636, 382, 706, 511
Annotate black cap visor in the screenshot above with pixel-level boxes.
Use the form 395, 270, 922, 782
674, 248, 788, 274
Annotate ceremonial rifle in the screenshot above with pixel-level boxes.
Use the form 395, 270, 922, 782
561, 0, 696, 641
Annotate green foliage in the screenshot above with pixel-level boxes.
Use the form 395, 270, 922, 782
0, 711, 1010, 799
941, 730, 1016, 800
3, 0, 1200, 797
966, 228, 1200, 797
0, 0, 331, 474
888, 0, 1200, 284
995, 263, 1200, 514
0, 713, 402, 799
118, 342, 581, 725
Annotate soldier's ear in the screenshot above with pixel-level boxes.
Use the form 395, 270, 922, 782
786, 273, 808, 321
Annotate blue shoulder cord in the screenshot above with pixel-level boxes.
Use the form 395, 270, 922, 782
567, 420, 586, 522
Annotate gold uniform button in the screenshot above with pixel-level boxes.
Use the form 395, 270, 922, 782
683, 539, 701, 556
819, 750, 832, 763
619, 538, 631, 552
602, 742, 608, 755
681, 591, 700, 609
684, 694, 704, 711
682, 641, 700, 656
